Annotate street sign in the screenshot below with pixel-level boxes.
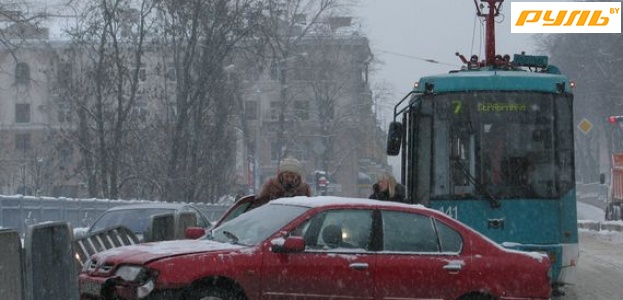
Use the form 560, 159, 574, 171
577, 118, 593, 135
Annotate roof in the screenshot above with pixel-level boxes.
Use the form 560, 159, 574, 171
270, 196, 423, 210
105, 203, 196, 211
415, 70, 573, 94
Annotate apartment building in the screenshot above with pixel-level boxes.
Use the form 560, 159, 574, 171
0, 17, 389, 199
240, 33, 389, 197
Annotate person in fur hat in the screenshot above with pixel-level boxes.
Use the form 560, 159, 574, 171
256, 157, 311, 206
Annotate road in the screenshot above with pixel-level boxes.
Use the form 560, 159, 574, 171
561, 230, 623, 300
559, 201, 623, 299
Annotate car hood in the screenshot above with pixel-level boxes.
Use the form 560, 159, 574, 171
91, 239, 247, 265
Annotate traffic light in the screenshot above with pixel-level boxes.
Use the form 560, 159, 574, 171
608, 116, 623, 124
315, 171, 329, 196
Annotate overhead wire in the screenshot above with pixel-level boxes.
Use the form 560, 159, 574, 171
374, 49, 458, 67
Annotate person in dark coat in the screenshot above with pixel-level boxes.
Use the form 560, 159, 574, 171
369, 171, 406, 203
255, 157, 311, 206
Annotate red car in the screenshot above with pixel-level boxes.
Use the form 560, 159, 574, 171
78, 196, 552, 300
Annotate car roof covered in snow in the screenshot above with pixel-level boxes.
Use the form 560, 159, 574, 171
104, 202, 198, 211
269, 196, 425, 210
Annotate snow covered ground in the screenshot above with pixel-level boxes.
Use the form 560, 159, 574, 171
577, 201, 623, 246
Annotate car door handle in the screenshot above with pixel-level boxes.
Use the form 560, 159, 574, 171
349, 263, 369, 270
443, 263, 462, 273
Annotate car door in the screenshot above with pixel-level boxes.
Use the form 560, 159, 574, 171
261, 208, 376, 300
373, 210, 471, 300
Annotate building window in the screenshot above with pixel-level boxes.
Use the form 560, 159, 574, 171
139, 68, 146, 82
165, 62, 176, 81
269, 60, 280, 81
15, 62, 30, 84
58, 143, 73, 166
131, 95, 149, 122
57, 98, 72, 123
245, 100, 257, 120
131, 62, 146, 82
270, 101, 280, 120
294, 100, 309, 120
15, 133, 31, 151
245, 68, 260, 81
57, 62, 72, 87
271, 140, 281, 162
15, 103, 30, 123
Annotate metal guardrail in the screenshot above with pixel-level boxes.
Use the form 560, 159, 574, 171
73, 226, 139, 268
0, 194, 230, 236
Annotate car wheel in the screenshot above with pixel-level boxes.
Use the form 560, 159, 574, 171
459, 294, 496, 300
187, 287, 239, 300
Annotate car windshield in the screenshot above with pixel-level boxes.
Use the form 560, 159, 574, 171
90, 208, 176, 233
210, 203, 309, 245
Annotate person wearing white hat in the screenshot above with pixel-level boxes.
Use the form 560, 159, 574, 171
256, 157, 311, 205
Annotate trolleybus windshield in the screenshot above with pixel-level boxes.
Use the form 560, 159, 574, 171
423, 91, 574, 200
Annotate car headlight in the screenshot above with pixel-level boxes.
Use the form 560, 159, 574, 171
115, 265, 147, 282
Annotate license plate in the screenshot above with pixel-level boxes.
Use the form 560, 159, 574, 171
80, 280, 102, 296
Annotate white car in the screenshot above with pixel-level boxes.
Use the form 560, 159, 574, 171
78, 203, 212, 241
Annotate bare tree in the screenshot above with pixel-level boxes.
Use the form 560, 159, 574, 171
54, 0, 158, 198
292, 32, 374, 187
48, 0, 267, 201
154, 0, 264, 202
539, 33, 623, 182
258, 0, 346, 163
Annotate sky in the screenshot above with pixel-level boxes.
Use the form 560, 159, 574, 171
353, 0, 553, 103
352, 0, 568, 173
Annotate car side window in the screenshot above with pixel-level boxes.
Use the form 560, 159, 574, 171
221, 202, 252, 224
292, 209, 373, 251
183, 207, 209, 228
382, 211, 440, 252
434, 219, 463, 253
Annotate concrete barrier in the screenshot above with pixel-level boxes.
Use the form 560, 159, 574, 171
2, 215, 217, 300
23, 221, 78, 300
0, 229, 23, 300
577, 220, 623, 232
599, 222, 623, 232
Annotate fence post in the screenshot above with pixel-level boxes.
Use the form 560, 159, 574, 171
0, 229, 23, 300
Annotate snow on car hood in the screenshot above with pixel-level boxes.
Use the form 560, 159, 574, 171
92, 239, 247, 265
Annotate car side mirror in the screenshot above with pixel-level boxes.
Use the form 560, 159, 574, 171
271, 236, 305, 253
185, 227, 206, 239
387, 121, 403, 156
